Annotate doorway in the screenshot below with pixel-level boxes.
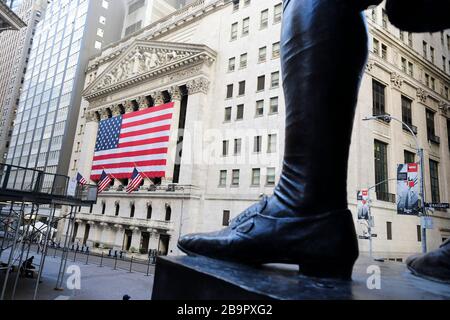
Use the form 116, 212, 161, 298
140, 232, 150, 254
83, 224, 90, 245
158, 234, 170, 256
123, 229, 132, 251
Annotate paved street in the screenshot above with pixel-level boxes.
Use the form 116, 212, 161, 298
0, 249, 154, 300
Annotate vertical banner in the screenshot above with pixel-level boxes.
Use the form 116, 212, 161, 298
357, 189, 370, 220
397, 163, 420, 215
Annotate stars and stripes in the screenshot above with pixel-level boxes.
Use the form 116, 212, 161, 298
126, 168, 144, 193
98, 170, 112, 193
76, 173, 87, 185
90, 102, 175, 181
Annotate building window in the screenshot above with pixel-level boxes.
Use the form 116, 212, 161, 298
224, 107, 232, 122
226, 84, 233, 99
272, 42, 280, 58
408, 32, 413, 47
268, 134, 277, 153
374, 140, 389, 200
386, 221, 392, 240
130, 203, 135, 218
266, 167, 276, 186
404, 150, 416, 164
254, 136, 262, 153
417, 225, 422, 242
401, 96, 413, 129
128, 0, 144, 14
242, 17, 250, 36
260, 9, 268, 29
423, 41, 427, 58
165, 205, 171, 221
231, 22, 238, 40
228, 57, 236, 72
381, 44, 387, 60
233, 0, 239, 11
223, 210, 231, 226
251, 168, 261, 186
271, 72, 279, 88
401, 57, 407, 73
373, 38, 380, 55
257, 75, 265, 91
219, 170, 227, 186
234, 139, 242, 155
222, 140, 229, 156
232, 169, 240, 186
97, 28, 104, 37
429, 160, 440, 203
240, 53, 247, 69
270, 97, 279, 114
115, 203, 120, 216
372, 80, 386, 116
99, 16, 106, 24
147, 205, 152, 219
259, 46, 267, 63
238, 81, 246, 96
102, 0, 109, 9
430, 46, 435, 64
274, 3, 282, 23
426, 109, 438, 143
443, 56, 447, 72
236, 104, 244, 120
408, 62, 414, 77
94, 41, 102, 50
102, 202, 106, 215
256, 100, 264, 117
382, 9, 388, 29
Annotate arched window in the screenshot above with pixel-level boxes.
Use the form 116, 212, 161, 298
147, 205, 152, 220
165, 205, 171, 221
101, 202, 106, 215
130, 203, 135, 218
115, 203, 120, 216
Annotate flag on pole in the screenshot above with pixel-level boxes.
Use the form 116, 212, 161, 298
98, 170, 112, 193
90, 102, 175, 181
126, 168, 144, 193
76, 172, 87, 185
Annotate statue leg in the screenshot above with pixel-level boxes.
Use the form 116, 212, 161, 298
178, 0, 369, 279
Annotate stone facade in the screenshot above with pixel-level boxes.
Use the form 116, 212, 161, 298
67, 0, 450, 260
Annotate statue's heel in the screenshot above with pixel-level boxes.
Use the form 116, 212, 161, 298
299, 260, 355, 280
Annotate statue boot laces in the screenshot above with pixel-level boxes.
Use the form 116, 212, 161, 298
179, 0, 370, 280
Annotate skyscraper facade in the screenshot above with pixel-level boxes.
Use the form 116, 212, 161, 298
5, 0, 125, 188
0, 0, 46, 163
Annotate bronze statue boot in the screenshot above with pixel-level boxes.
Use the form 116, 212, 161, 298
406, 239, 450, 284
179, 0, 372, 280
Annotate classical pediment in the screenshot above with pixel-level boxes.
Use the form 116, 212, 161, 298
83, 40, 216, 100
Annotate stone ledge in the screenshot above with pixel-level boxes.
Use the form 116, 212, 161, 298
152, 255, 450, 300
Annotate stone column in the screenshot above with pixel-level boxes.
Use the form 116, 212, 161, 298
148, 230, 159, 251
100, 222, 113, 248
152, 91, 165, 106
86, 221, 97, 247
179, 78, 210, 187
163, 86, 183, 184
113, 224, 125, 251
74, 220, 85, 243
111, 104, 122, 117
78, 112, 99, 182
137, 96, 149, 111
130, 227, 142, 253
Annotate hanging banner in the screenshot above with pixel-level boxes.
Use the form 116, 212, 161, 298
397, 163, 420, 215
357, 189, 370, 220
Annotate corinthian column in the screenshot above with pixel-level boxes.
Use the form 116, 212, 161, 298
152, 91, 165, 106
163, 86, 183, 184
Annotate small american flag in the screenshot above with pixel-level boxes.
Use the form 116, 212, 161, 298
76, 173, 87, 185
126, 168, 144, 193
90, 102, 175, 181
98, 170, 112, 193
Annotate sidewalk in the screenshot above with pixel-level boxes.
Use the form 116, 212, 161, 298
0, 250, 154, 300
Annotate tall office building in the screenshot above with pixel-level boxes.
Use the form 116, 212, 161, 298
122, 0, 192, 37
0, 0, 46, 163
6, 0, 125, 186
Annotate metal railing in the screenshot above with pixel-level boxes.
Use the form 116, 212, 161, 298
0, 163, 98, 204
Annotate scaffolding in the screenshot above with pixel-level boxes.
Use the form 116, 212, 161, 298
0, 163, 97, 300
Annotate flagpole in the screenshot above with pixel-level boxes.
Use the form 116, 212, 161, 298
101, 166, 119, 181
133, 162, 151, 180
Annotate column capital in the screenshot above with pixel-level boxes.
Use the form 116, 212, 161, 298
99, 109, 109, 120
123, 100, 134, 113
152, 91, 165, 105
85, 111, 99, 123
137, 96, 149, 110
186, 77, 210, 95
111, 104, 122, 117
169, 86, 182, 101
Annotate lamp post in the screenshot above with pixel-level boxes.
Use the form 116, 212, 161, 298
363, 115, 427, 253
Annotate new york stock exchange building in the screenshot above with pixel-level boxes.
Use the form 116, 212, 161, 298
64, 0, 450, 260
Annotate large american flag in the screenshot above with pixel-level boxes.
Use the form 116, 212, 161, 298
90, 102, 175, 180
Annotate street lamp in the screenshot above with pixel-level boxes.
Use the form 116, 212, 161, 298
363, 114, 427, 253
